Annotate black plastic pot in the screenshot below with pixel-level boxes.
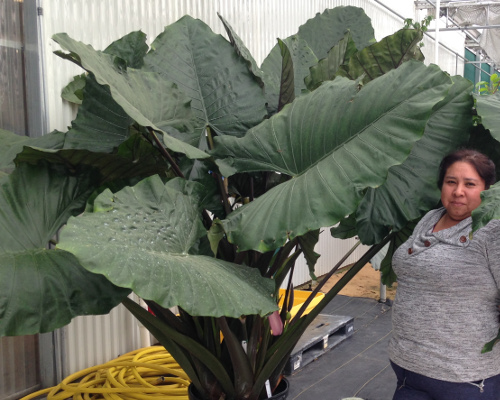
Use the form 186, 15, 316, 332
188, 378, 289, 400
266, 378, 289, 400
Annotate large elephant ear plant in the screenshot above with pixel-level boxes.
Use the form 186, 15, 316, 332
0, 7, 488, 400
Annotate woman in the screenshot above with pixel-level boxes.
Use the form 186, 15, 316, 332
389, 149, 500, 399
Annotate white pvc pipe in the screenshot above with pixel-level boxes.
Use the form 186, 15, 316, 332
435, 0, 441, 63
380, 274, 387, 303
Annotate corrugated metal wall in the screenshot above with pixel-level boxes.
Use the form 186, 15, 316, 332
0, 2, 43, 398
290, 229, 369, 288
41, 0, 422, 134
35, 0, 466, 378
0, 336, 40, 400
0, 0, 27, 135
60, 298, 142, 376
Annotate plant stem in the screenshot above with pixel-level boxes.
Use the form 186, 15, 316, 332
147, 127, 215, 231
205, 126, 232, 216
250, 177, 254, 202
292, 239, 362, 320
148, 128, 185, 178
299, 233, 393, 326
254, 235, 393, 398
218, 317, 254, 398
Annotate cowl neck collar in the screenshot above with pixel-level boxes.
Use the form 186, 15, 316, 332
428, 208, 472, 245
408, 208, 472, 255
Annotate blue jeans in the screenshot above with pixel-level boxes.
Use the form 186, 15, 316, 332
391, 361, 500, 400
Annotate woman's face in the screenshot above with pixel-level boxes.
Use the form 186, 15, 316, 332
441, 161, 486, 222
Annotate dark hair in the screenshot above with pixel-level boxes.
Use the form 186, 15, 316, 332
438, 149, 496, 190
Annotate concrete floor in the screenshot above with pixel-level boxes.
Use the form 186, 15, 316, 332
286, 295, 395, 400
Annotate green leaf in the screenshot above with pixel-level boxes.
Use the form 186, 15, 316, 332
58, 176, 278, 318
60, 32, 148, 106
0, 129, 65, 173
330, 214, 358, 239
276, 39, 296, 111
61, 73, 86, 105
468, 124, 500, 182
214, 61, 452, 251
217, 13, 265, 87
143, 15, 267, 140
62, 74, 133, 152
380, 219, 418, 286
178, 158, 224, 218
438, 91, 500, 251
104, 30, 149, 69
261, 35, 317, 114
0, 164, 93, 252
297, 6, 375, 59
355, 76, 473, 244
208, 219, 225, 257
482, 328, 500, 353
0, 250, 130, 336
16, 134, 169, 185
297, 230, 320, 279
52, 33, 207, 160
305, 31, 358, 91
122, 297, 234, 396
474, 92, 500, 142
0, 163, 129, 336
336, 28, 425, 84
472, 183, 500, 232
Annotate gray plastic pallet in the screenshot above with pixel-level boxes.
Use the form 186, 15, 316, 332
284, 314, 354, 375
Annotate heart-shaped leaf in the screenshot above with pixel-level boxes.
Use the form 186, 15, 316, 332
337, 28, 425, 84
261, 36, 317, 114
0, 129, 65, 173
355, 76, 473, 244
214, 61, 452, 251
53, 33, 207, 160
297, 6, 375, 59
474, 91, 500, 142
143, 15, 268, 140
305, 31, 357, 91
58, 176, 278, 318
0, 163, 129, 336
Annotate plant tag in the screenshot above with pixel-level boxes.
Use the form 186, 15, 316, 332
323, 335, 329, 349
265, 379, 272, 398
293, 354, 302, 371
241, 340, 247, 354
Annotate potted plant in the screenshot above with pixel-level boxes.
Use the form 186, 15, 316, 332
0, 7, 481, 400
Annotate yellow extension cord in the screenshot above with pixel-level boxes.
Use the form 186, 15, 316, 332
20, 346, 191, 400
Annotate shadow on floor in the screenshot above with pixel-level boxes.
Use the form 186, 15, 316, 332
287, 295, 395, 400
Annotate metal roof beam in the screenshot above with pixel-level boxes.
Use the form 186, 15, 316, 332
416, 1, 500, 9
427, 24, 500, 30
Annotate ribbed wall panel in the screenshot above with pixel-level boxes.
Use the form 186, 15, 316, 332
289, 232, 371, 289
41, 0, 463, 134
41, 0, 433, 134
61, 299, 142, 376
0, 336, 40, 400
37, 0, 466, 377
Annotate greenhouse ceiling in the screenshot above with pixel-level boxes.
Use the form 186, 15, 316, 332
416, 0, 500, 65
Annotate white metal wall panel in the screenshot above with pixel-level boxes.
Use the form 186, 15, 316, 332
37, 0, 467, 377
40, 0, 430, 134
61, 299, 142, 376
420, 25, 467, 77
289, 232, 371, 289
40, 0, 464, 133
0, 336, 40, 400
421, 36, 466, 77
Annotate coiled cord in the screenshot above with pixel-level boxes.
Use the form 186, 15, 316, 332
21, 346, 190, 400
